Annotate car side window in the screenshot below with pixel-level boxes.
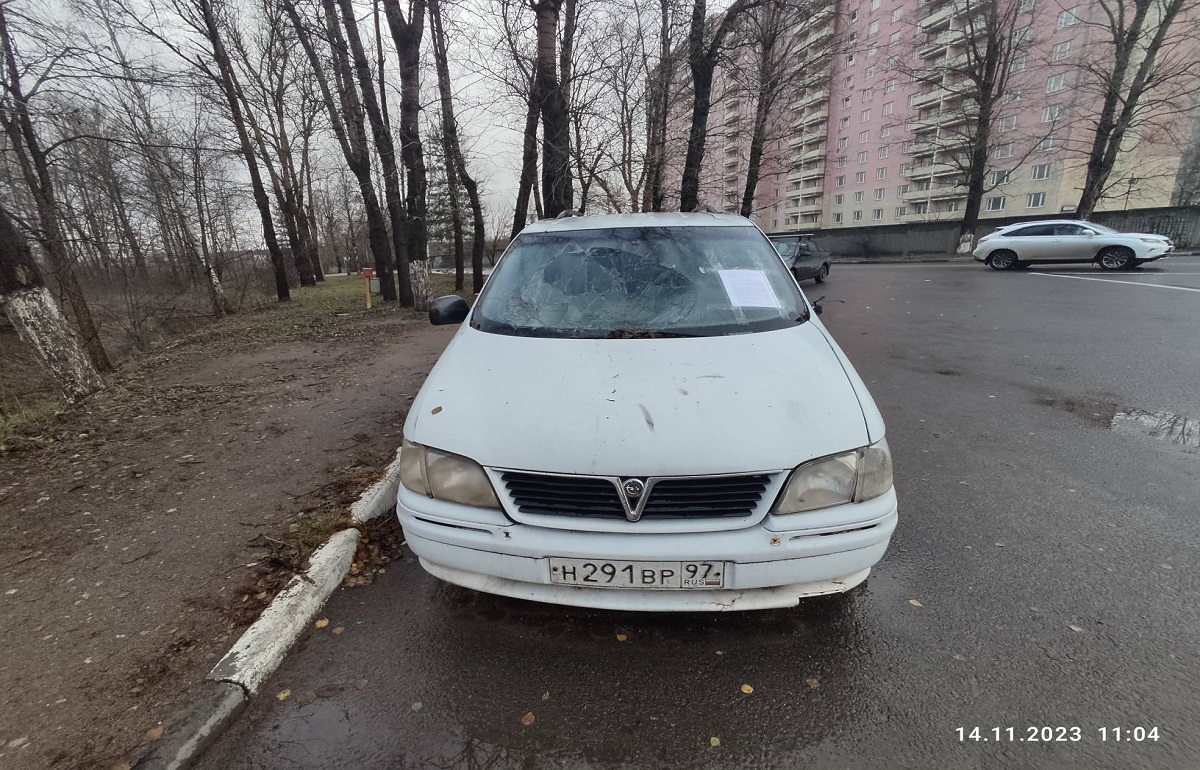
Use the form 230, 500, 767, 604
1055, 225, 1087, 236
1011, 225, 1053, 237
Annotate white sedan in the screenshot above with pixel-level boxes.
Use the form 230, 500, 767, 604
973, 220, 1174, 270
396, 212, 897, 611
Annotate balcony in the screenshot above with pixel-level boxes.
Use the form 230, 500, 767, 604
786, 199, 825, 215
906, 160, 958, 179
788, 165, 825, 181
792, 89, 829, 110
796, 146, 827, 162
918, 27, 967, 57
919, 1, 957, 30
910, 88, 946, 109
799, 109, 829, 127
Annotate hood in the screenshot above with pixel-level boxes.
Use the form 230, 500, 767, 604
406, 323, 870, 476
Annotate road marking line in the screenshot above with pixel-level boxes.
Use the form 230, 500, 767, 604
1035, 273, 1200, 293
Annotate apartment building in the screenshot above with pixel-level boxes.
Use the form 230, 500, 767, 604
702, 0, 1198, 233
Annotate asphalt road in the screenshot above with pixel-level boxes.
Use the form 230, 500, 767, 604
198, 256, 1200, 770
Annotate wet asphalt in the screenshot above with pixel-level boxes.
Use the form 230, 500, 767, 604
197, 257, 1200, 770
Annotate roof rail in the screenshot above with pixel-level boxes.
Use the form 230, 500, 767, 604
689, 203, 719, 214
555, 209, 583, 219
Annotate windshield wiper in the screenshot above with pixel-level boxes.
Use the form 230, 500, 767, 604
603, 329, 706, 339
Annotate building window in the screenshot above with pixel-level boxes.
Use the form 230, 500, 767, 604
839, 116, 851, 128
842, 96, 853, 108
1058, 7, 1080, 27
868, 43, 878, 57
855, 171, 867, 183
872, 208, 884, 220
896, 206, 908, 217
867, 65, 878, 77
837, 156, 848, 167
874, 187, 886, 200
857, 151, 868, 162
868, 19, 879, 35
991, 169, 1011, 185
903, 140, 916, 152
859, 130, 869, 143
1046, 73, 1067, 93
1032, 163, 1052, 180
1003, 90, 1023, 103
849, 9, 858, 21
880, 126, 891, 138
994, 143, 1014, 158
874, 167, 885, 179
854, 191, 866, 202
1020, 0, 1034, 10
1000, 115, 1018, 131
838, 136, 849, 149
853, 210, 864, 221
884, 78, 896, 93
834, 212, 844, 223
986, 196, 1006, 211
889, 30, 901, 43
834, 194, 844, 204
862, 89, 874, 103
878, 145, 890, 158
861, 109, 872, 122
1012, 25, 1032, 44
1010, 55, 1027, 73
848, 54, 856, 64
836, 175, 846, 187
1052, 41, 1071, 60
914, 202, 929, 214
883, 101, 894, 116
843, 75, 854, 87
1037, 136, 1056, 151
1027, 192, 1046, 208
891, 8, 903, 21
1042, 104, 1063, 122
871, 0, 881, 9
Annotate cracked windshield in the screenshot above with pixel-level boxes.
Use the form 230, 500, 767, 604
1, 0, 1197, 767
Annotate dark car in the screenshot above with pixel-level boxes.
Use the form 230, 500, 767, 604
769, 234, 831, 283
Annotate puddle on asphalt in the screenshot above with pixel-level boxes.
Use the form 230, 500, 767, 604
1034, 397, 1200, 448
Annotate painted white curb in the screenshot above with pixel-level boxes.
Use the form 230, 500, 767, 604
207, 527, 360, 695
351, 448, 403, 523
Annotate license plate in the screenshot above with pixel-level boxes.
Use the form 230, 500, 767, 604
548, 558, 725, 589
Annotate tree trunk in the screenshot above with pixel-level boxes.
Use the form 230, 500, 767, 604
534, 1, 573, 218
382, 0, 430, 310
340, 0, 414, 304
284, 0, 397, 300
512, 73, 540, 237
644, 0, 673, 212
194, 0, 290, 302
740, 80, 770, 217
429, 0, 486, 292
0, 207, 104, 403
679, 63, 714, 212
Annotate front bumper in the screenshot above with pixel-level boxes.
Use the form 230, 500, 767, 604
396, 486, 898, 611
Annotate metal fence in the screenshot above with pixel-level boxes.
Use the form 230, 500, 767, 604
767, 206, 1200, 256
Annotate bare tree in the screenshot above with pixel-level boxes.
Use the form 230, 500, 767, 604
381, 0, 430, 308
0, 205, 104, 403
1071, 0, 1199, 217
429, 0, 486, 292
0, 3, 113, 368
678, 0, 761, 212
900, 0, 1044, 246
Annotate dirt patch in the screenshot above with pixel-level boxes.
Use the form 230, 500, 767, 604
0, 280, 455, 770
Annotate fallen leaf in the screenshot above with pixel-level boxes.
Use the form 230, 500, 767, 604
314, 618, 329, 629
615, 633, 628, 642
142, 725, 163, 742
1069, 625, 1084, 633
740, 683, 754, 694
710, 736, 721, 747
411, 701, 423, 712
521, 711, 536, 726
909, 599, 923, 608
541, 691, 550, 701
332, 626, 345, 635
255, 591, 267, 600
805, 677, 820, 689
276, 689, 291, 701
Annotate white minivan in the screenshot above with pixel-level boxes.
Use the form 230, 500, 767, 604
397, 212, 897, 611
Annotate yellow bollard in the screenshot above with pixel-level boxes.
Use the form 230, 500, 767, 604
362, 267, 375, 309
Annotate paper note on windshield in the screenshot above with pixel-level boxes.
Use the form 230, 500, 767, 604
718, 269, 781, 308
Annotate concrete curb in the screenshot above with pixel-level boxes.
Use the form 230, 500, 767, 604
134, 455, 403, 770
351, 448, 403, 523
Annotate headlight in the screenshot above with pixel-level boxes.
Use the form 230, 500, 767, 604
1138, 237, 1165, 245
399, 439, 500, 508
774, 438, 893, 514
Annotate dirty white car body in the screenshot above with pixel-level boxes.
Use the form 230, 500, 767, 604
396, 212, 897, 611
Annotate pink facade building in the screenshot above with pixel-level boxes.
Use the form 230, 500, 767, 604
699, 0, 1198, 233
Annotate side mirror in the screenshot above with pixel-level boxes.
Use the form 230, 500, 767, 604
429, 295, 470, 325
1083, 229, 1097, 237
